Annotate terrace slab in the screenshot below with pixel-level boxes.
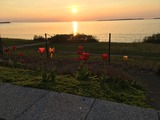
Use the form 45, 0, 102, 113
16, 92, 95, 120
0, 84, 48, 120
0, 83, 12, 90
0, 83, 159, 120
86, 99, 159, 120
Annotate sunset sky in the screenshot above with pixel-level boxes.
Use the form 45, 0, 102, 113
1, 0, 160, 22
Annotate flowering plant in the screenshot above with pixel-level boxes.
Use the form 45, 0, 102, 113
77, 46, 84, 55
3, 46, 24, 66
102, 54, 108, 60
78, 52, 90, 61
123, 56, 128, 61
18, 52, 23, 57
38, 47, 45, 55
12, 46, 16, 51
76, 63, 91, 80
76, 46, 91, 80
49, 47, 55, 59
78, 46, 83, 51
38, 47, 56, 82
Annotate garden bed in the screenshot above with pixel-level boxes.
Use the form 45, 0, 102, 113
0, 65, 151, 108
0, 40, 160, 109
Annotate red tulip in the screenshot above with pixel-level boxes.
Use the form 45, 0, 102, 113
81, 52, 90, 61
38, 47, 45, 54
77, 56, 82, 60
80, 55, 85, 60
8, 51, 11, 54
12, 46, 16, 51
77, 53, 90, 61
78, 51, 83, 55
102, 54, 108, 60
21, 60, 24, 64
4, 48, 8, 53
18, 52, 23, 57
78, 46, 83, 51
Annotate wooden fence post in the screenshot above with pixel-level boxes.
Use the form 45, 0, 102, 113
45, 33, 49, 59
0, 36, 4, 54
108, 33, 111, 63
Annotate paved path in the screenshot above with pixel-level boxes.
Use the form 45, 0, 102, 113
0, 83, 159, 120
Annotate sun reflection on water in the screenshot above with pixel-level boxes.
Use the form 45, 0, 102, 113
72, 21, 78, 36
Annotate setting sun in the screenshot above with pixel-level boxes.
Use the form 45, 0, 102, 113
72, 8, 77, 13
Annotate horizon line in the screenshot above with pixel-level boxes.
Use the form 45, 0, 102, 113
1, 17, 160, 23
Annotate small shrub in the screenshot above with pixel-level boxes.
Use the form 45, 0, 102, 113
48, 33, 99, 43
33, 35, 45, 41
143, 33, 160, 43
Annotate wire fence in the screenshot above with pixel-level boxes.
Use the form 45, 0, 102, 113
0, 32, 160, 72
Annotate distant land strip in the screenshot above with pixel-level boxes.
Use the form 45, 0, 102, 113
154, 17, 160, 19
0, 21, 10, 24
98, 18, 144, 21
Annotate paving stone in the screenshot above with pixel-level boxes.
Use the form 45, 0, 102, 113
0, 118, 6, 120
17, 92, 95, 120
0, 83, 12, 90
0, 84, 48, 120
86, 99, 159, 120
0, 83, 159, 120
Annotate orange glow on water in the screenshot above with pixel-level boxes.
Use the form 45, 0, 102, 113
72, 21, 78, 36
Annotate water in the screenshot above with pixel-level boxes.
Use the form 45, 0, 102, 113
0, 19, 160, 42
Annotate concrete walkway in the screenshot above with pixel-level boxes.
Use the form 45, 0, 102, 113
0, 83, 159, 120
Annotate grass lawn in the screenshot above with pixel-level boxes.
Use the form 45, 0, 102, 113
1, 38, 41, 46
11, 42, 160, 71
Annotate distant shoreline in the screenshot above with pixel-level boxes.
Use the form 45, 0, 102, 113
0, 22, 10, 24
98, 18, 144, 21
154, 18, 160, 19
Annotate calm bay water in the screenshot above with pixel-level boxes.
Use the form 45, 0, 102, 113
0, 19, 160, 42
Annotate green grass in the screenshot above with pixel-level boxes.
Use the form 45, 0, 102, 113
2, 38, 160, 57
16, 42, 160, 57
11, 42, 160, 70
0, 66, 151, 108
1, 39, 159, 71
1, 38, 41, 46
